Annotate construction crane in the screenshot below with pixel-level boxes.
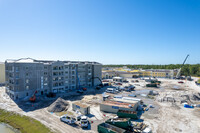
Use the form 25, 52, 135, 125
176, 54, 189, 79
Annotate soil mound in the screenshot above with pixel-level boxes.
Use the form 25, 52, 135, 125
48, 97, 69, 112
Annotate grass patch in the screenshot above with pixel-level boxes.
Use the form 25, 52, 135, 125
0, 109, 53, 133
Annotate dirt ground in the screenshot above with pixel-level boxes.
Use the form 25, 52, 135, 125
0, 77, 200, 133
133, 78, 200, 133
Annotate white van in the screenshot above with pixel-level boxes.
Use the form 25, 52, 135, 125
80, 116, 89, 128
106, 88, 118, 94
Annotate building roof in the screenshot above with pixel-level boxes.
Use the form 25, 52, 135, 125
101, 100, 136, 108
5, 58, 102, 65
73, 102, 89, 108
112, 98, 139, 104
145, 69, 172, 73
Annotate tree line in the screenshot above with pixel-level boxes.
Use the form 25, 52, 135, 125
103, 64, 200, 76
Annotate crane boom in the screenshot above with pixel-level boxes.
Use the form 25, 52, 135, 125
176, 54, 189, 78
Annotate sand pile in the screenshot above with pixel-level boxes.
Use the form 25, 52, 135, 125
48, 97, 69, 112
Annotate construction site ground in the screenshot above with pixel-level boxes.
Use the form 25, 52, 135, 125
0, 78, 200, 133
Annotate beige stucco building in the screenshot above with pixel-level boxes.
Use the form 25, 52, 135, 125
0, 63, 5, 84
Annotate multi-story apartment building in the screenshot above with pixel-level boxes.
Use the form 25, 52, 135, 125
5, 58, 102, 100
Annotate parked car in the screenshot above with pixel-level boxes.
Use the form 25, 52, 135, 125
106, 88, 118, 94
60, 115, 76, 124
116, 82, 122, 85
128, 94, 137, 97
124, 86, 131, 92
77, 90, 84, 94
103, 83, 109, 86
80, 116, 89, 128
178, 81, 184, 84
123, 80, 129, 83
117, 86, 125, 91
96, 86, 101, 90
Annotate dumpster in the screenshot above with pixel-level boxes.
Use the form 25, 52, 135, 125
117, 110, 138, 119
98, 123, 126, 133
106, 118, 132, 131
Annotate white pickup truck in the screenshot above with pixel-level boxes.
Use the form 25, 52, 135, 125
60, 115, 76, 124
80, 116, 89, 128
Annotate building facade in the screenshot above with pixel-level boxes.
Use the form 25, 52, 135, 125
102, 68, 177, 79
5, 58, 102, 100
0, 62, 5, 84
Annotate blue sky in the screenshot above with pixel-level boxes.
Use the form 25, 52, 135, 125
0, 0, 199, 64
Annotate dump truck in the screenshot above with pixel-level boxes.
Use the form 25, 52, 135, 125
105, 118, 133, 131
117, 110, 138, 119
98, 123, 126, 133
146, 83, 157, 87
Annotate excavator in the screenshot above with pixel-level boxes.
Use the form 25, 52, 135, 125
29, 90, 37, 102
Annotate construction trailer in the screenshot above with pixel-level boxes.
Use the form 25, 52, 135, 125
72, 102, 90, 115
113, 77, 124, 82
100, 100, 138, 113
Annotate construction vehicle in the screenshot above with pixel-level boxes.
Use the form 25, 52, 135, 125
91, 77, 103, 89
176, 54, 189, 79
29, 90, 37, 102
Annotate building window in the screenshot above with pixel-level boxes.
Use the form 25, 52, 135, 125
26, 79, 29, 84
44, 83, 48, 86
65, 66, 68, 69
15, 67, 19, 72
26, 73, 29, 76
26, 86, 29, 90
44, 72, 48, 75
44, 66, 47, 69
72, 71, 75, 75
16, 80, 19, 85
25, 67, 29, 70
